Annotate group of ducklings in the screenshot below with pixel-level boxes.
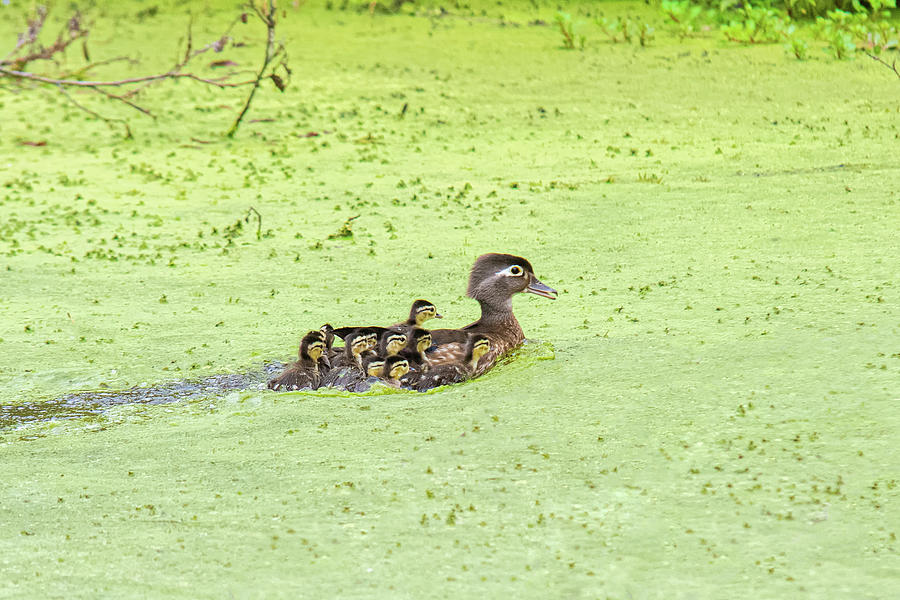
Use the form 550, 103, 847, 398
267, 300, 490, 393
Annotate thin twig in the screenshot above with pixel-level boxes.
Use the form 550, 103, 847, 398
247, 206, 262, 240
88, 86, 155, 118
55, 83, 132, 139
59, 56, 138, 79
864, 51, 900, 81
1, 68, 255, 89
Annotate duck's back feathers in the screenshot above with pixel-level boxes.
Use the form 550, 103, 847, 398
429, 328, 471, 345
405, 363, 468, 391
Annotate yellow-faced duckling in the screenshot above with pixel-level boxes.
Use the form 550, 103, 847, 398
378, 329, 408, 357
406, 334, 490, 391
328, 329, 373, 370
267, 331, 327, 391
397, 299, 443, 328
381, 355, 410, 387
326, 352, 384, 392
363, 354, 387, 378
427, 253, 556, 378
399, 327, 433, 370
310, 325, 333, 369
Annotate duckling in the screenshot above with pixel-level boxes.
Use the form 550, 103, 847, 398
406, 334, 490, 391
378, 329, 408, 357
427, 253, 556, 378
319, 323, 335, 351
327, 352, 384, 392
309, 325, 333, 370
399, 327, 433, 369
267, 331, 327, 391
327, 330, 372, 370
397, 299, 443, 328
381, 355, 410, 387
363, 354, 387, 378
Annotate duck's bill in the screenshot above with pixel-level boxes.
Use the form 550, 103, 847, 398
525, 278, 558, 299
434, 313, 444, 319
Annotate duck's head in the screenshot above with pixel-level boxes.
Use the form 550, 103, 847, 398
344, 331, 372, 359
467, 334, 491, 365
360, 328, 380, 351
379, 330, 408, 357
466, 253, 557, 309
384, 355, 410, 381
300, 331, 327, 364
409, 327, 433, 354
362, 354, 386, 378
408, 299, 443, 326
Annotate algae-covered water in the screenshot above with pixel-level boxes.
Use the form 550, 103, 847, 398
1, 1, 898, 597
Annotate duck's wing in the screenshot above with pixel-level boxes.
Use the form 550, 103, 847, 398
424, 341, 466, 364
429, 328, 471, 345
411, 364, 468, 391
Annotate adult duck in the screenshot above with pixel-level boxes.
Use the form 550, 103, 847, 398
427, 253, 556, 377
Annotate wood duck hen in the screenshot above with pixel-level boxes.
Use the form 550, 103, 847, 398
267, 331, 327, 391
427, 253, 556, 377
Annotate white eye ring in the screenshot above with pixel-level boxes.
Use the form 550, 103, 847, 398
497, 265, 525, 277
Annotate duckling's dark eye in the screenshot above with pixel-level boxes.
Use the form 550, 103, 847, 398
510, 265, 523, 276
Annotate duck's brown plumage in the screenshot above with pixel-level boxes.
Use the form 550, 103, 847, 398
427, 253, 556, 378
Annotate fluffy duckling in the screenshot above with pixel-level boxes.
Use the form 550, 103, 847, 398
328, 330, 372, 370
327, 353, 385, 392
399, 327, 433, 370
377, 329, 408, 357
267, 331, 327, 391
319, 323, 335, 351
407, 334, 490, 391
363, 354, 387, 378
427, 253, 556, 377
381, 355, 410, 386
397, 299, 443, 328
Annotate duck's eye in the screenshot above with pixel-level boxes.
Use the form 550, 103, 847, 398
497, 265, 525, 277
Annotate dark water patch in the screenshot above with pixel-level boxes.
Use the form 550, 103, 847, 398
0, 362, 285, 431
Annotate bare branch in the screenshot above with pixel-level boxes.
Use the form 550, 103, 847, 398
55, 83, 132, 139
864, 51, 900, 81
88, 86, 155, 118
1, 3, 290, 137
2, 7, 89, 72
227, 0, 286, 137
1, 68, 256, 89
